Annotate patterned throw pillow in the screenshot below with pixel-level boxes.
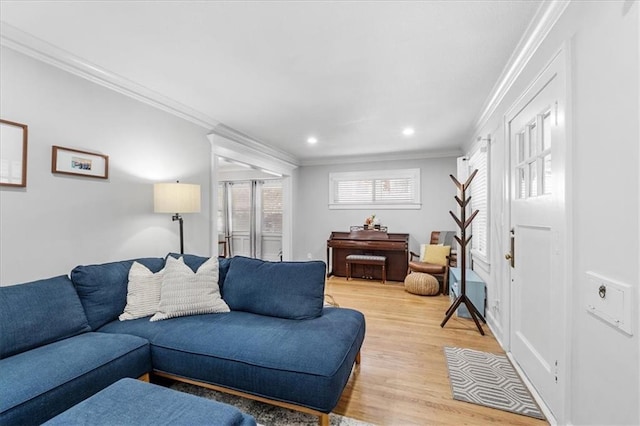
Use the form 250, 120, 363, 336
119, 261, 164, 321
150, 256, 229, 322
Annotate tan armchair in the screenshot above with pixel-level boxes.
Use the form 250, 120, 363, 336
407, 231, 457, 294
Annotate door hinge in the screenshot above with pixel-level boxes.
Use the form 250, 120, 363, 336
554, 360, 559, 383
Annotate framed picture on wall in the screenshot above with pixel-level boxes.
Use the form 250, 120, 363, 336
51, 145, 109, 179
0, 119, 28, 187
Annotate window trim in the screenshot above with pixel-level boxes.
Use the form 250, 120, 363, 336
328, 168, 421, 210
468, 141, 489, 264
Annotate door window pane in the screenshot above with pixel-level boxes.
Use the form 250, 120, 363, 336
517, 131, 525, 163
543, 154, 552, 195
529, 161, 538, 197
542, 111, 552, 151
518, 167, 526, 199
528, 122, 537, 157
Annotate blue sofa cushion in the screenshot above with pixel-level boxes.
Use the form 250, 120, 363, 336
223, 256, 326, 320
0, 332, 151, 425
44, 378, 256, 426
71, 258, 165, 330
99, 308, 365, 413
0, 275, 91, 359
166, 253, 232, 290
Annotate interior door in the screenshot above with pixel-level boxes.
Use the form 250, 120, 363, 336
507, 50, 567, 419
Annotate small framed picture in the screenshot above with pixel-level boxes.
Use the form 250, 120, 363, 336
0, 119, 28, 187
51, 146, 109, 179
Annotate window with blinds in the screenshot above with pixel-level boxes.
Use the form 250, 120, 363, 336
217, 182, 226, 235
468, 143, 489, 259
329, 169, 421, 209
230, 181, 251, 233
261, 180, 283, 234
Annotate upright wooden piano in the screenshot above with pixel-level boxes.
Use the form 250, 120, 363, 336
327, 229, 409, 282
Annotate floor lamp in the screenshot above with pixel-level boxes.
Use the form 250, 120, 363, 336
154, 181, 201, 254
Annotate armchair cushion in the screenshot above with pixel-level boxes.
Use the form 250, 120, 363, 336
408, 261, 446, 275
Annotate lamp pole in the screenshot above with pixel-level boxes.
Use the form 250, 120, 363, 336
172, 213, 184, 254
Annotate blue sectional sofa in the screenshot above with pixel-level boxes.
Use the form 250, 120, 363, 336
0, 255, 365, 426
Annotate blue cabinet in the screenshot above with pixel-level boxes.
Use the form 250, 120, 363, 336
449, 267, 486, 318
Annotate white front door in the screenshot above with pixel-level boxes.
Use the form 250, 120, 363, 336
507, 49, 568, 420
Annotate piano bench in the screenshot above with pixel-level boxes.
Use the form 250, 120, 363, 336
346, 254, 387, 283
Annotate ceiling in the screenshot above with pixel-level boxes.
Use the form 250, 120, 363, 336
0, 1, 543, 164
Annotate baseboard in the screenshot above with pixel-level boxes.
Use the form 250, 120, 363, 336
485, 310, 505, 348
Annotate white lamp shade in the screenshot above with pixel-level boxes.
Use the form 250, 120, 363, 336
154, 183, 201, 214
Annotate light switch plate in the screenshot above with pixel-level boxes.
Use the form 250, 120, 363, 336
585, 271, 633, 336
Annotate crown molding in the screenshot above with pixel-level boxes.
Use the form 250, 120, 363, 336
210, 124, 300, 167
299, 149, 462, 167
0, 22, 220, 129
208, 132, 298, 177
2, 7, 551, 171
473, 0, 571, 133
1, 22, 303, 167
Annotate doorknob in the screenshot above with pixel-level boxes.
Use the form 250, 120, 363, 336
506, 228, 515, 268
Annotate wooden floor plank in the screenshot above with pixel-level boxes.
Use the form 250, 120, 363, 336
326, 277, 548, 426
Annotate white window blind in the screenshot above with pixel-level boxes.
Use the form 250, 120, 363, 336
329, 169, 421, 209
468, 143, 488, 259
230, 182, 251, 233
217, 182, 226, 235
261, 180, 283, 234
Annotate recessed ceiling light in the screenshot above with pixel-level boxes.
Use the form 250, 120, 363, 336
307, 137, 318, 144
402, 127, 415, 136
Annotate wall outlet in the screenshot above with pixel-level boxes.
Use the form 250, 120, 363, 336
307, 253, 312, 259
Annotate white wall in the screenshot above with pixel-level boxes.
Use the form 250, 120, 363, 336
293, 157, 457, 262
569, 2, 638, 424
468, 2, 639, 424
0, 47, 213, 285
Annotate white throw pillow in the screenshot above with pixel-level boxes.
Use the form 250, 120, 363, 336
150, 256, 229, 322
119, 261, 164, 321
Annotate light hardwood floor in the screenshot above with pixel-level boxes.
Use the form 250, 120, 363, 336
326, 276, 548, 426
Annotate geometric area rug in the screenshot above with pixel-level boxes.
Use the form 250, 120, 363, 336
444, 347, 546, 420
170, 382, 374, 426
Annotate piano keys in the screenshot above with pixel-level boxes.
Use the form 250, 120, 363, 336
327, 230, 409, 282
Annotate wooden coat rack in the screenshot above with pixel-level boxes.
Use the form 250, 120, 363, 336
441, 169, 486, 335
